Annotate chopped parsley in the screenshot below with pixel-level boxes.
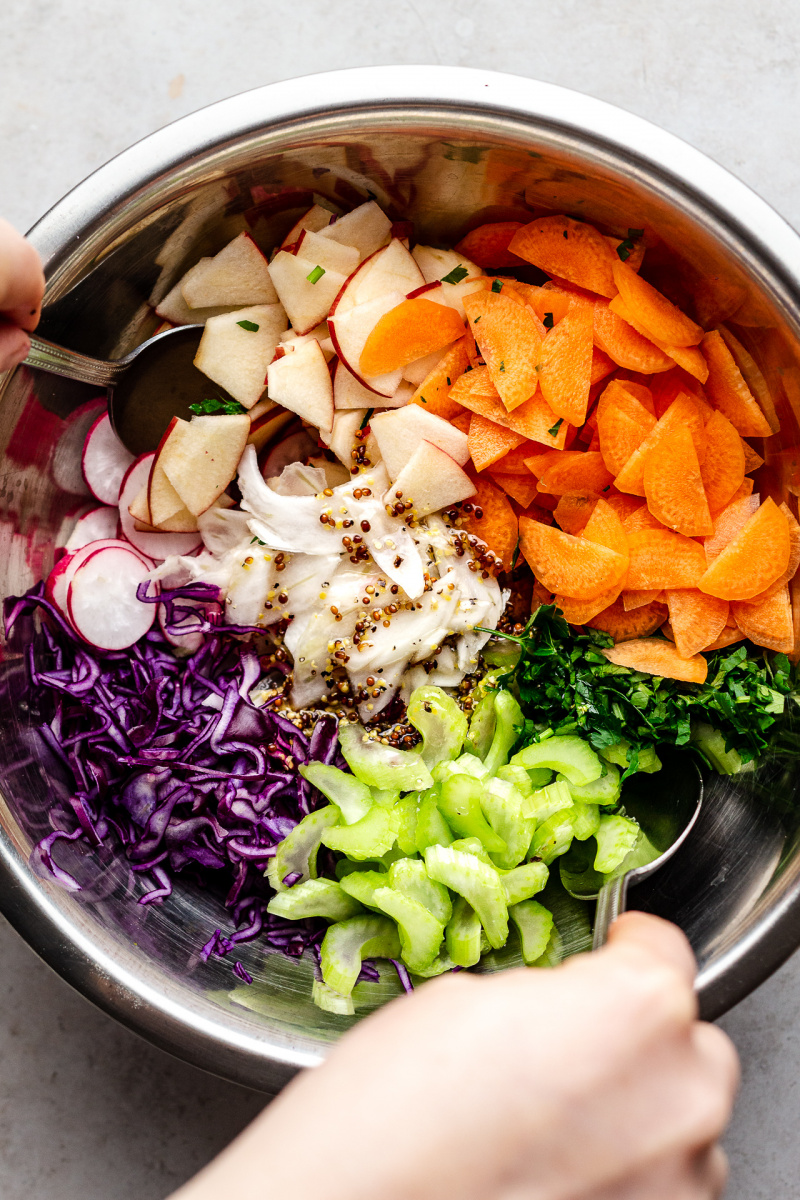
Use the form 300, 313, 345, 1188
236, 319, 260, 332
616, 228, 645, 262
499, 361, 506, 372
306, 265, 326, 284
473, 315, 481, 324
491, 278, 504, 293
547, 417, 564, 437
250, 536, 267, 546
359, 408, 374, 430
441, 264, 469, 285
543, 312, 554, 329
189, 398, 248, 416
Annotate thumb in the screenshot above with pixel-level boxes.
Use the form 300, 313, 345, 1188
603, 911, 697, 986
0, 218, 45, 331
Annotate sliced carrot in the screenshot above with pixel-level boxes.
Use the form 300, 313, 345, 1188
605, 235, 646, 273
605, 494, 645, 523
627, 529, 707, 590
458, 476, 518, 568
519, 517, 628, 600
732, 586, 794, 654
462, 291, 542, 412
602, 637, 708, 683
530, 451, 614, 496
742, 440, 764, 474
582, 496, 629, 563
649, 368, 708, 418
359, 298, 466, 376
450, 366, 568, 449
468, 413, 527, 472
511, 283, 573, 327
492, 443, 547, 474
643, 426, 713, 537
623, 589, 663, 610
729, 477, 755, 503
716, 325, 780, 434
454, 222, 527, 269
623, 507, 667, 533
553, 492, 599, 535
746, 503, 800, 602
698, 410, 746, 513
509, 216, 619, 298
537, 303, 594, 425
489, 471, 541, 509
593, 300, 675, 374
665, 589, 730, 658
704, 624, 745, 652
608, 296, 709, 382
703, 494, 760, 564
701, 331, 774, 438
698, 497, 790, 600
615, 393, 708, 496
792, 575, 800, 664
410, 337, 471, 420
508, 393, 571, 448
596, 379, 657, 475
588, 599, 667, 641
611, 259, 704, 347
555, 585, 624, 625
616, 379, 655, 414
591, 348, 617, 386
451, 411, 472, 434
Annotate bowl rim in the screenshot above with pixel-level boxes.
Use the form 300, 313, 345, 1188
6, 64, 800, 1088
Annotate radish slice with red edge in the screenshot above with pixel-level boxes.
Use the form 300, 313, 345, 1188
118, 454, 202, 559
64, 505, 119, 552
51, 397, 106, 496
81, 412, 135, 505
67, 545, 157, 650
47, 536, 150, 621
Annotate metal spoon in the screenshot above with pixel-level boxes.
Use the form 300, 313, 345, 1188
23, 326, 232, 457
559, 746, 704, 950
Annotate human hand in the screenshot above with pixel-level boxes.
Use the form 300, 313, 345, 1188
172, 913, 738, 1200
0, 217, 45, 371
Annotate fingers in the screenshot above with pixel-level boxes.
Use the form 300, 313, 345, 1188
0, 218, 45, 331
605, 910, 697, 986
0, 320, 31, 372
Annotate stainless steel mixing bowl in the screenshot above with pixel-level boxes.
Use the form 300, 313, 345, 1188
2, 65, 800, 1092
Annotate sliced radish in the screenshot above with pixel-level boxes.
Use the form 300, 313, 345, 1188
47, 537, 149, 619
64, 505, 119, 552
118, 455, 202, 559
51, 398, 106, 496
81, 412, 135, 505
55, 500, 95, 554
68, 545, 157, 650
260, 428, 319, 479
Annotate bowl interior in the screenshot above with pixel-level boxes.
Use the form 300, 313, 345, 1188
2, 79, 800, 1088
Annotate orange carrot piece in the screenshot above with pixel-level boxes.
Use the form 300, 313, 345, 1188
611, 259, 704, 347
462, 291, 542, 412
511, 283, 573, 327
615, 379, 655, 414
643, 426, 713, 537
716, 325, 780, 434
615, 393, 708, 496
649, 368, 708, 418
553, 492, 599, 535
451, 411, 472, 434
468, 413, 527, 472
665, 589, 730, 658
608, 295, 709, 382
556, 585, 624, 625
492, 443, 547, 474
519, 517, 628, 600
458, 476, 518, 568
531, 451, 614, 496
449, 366, 568, 449
591, 348, 617, 386
699, 410, 746, 513
622, 589, 662, 610
489, 471, 541, 509
742, 440, 764, 474
537, 303, 594, 426
509, 216, 619, 298
596, 379, 657, 476
701, 331, 774, 437
623, 507, 667, 533
698, 497, 790, 600
732, 585, 794, 653
605, 494, 645, 523
605, 235, 645, 272
626, 529, 708, 590
410, 337, 471, 420
582, 496, 629, 563
359, 298, 466, 376
746, 503, 800, 602
454, 222, 527, 269
602, 637, 708, 683
593, 300, 675, 373
703, 494, 760, 564
704, 624, 745, 651
588, 599, 667, 641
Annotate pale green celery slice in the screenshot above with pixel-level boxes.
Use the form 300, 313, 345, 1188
438, 775, 507, 855
431, 752, 490, 784
480, 776, 533, 869
594, 814, 640, 873
495, 764, 534, 797
511, 735, 603, 786
558, 762, 621, 807
372, 787, 401, 806
267, 878, 363, 921
339, 721, 433, 791
339, 869, 391, 910
599, 741, 662, 775
388, 857, 452, 925
320, 915, 401, 997
267, 805, 341, 892
484, 690, 524, 776
526, 767, 554, 788
465, 690, 497, 759
450, 837, 494, 866
501, 861, 549, 905
445, 895, 482, 967
690, 722, 743, 775
415, 787, 454, 854
407, 684, 468, 769
529, 811, 575, 865
509, 900, 555, 965
392, 793, 419, 855
424, 844, 509, 949
373, 887, 445, 973
569, 801, 601, 842
412, 953, 458, 978
321, 804, 397, 860
299, 762, 372, 825
312, 978, 355, 1015
521, 779, 573, 823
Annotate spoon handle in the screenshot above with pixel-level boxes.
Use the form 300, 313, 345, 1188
592, 873, 631, 950
23, 335, 123, 388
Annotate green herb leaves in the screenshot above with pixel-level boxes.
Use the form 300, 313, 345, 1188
547, 418, 564, 437
236, 320, 260, 332
543, 312, 554, 329
616, 228, 645, 262
441, 264, 469, 285
491, 278, 504, 293
306, 265, 326, 284
189, 398, 248, 416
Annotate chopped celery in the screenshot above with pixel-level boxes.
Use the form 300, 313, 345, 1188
424, 844, 509, 949
321, 804, 397, 860
529, 811, 574, 865
599, 741, 662, 775
299, 762, 372, 825
481, 639, 522, 673
320, 914, 401, 997
480, 777, 533, 869
392, 793, 419, 855
521, 779, 573, 823
339, 869, 391, 909
388, 857, 452, 925
450, 837, 495, 865
312, 978, 355, 1015
267, 878, 363, 921
509, 900, 554, 965
445, 895, 482, 967
415, 788, 454, 854
495, 763, 534, 796
558, 762, 621, 807
465, 691, 497, 759
569, 801, 601, 841
339, 721, 433, 791
501, 860, 549, 905
407, 685, 468, 768
691, 722, 743, 775
484, 690, 524, 776
437, 775, 507, 855
267, 805, 341, 892
411, 952, 458, 978
511, 735, 603, 785
372, 787, 401, 807
432, 752, 490, 784
526, 767, 554, 788
373, 886, 445, 973
594, 813, 640, 873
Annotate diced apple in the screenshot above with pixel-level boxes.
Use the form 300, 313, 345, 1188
266, 340, 334, 433
158, 413, 250, 516
333, 358, 382, 410
128, 484, 152, 525
293, 229, 360, 277
328, 291, 405, 397
333, 239, 426, 318
369, 407, 470, 481
248, 405, 294, 452
376, 380, 415, 409
318, 201, 392, 260
194, 304, 288, 408
412, 245, 483, 284
180, 232, 278, 308
409, 276, 487, 322
279, 323, 335, 359
403, 344, 450, 385
280, 203, 336, 248
386, 441, 476, 517
318, 410, 364, 468
148, 449, 185, 526
268, 251, 347, 334
155, 274, 240, 325
307, 455, 351, 488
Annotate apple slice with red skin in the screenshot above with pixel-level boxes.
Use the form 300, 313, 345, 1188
292, 229, 360, 277
279, 204, 336, 249
328, 290, 405, 397
118, 455, 202, 559
386, 441, 476, 517
148, 452, 200, 533
268, 250, 348, 335
248, 405, 294, 453
157, 413, 250, 517
331, 239, 425, 319
155, 275, 240, 326
318, 409, 366, 468
317, 201, 392, 259
266, 339, 334, 433
194, 303, 288, 408
370, 406, 470, 481
180, 232, 278, 308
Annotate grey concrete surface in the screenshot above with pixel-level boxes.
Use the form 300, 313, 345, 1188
1, 0, 800, 1195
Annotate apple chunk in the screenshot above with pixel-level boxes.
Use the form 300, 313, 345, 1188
280, 203, 336, 248
370, 407, 470, 481
293, 229, 360, 277
266, 340, 334, 433
194, 304, 288, 408
158, 414, 250, 516
333, 238, 425, 317
268, 251, 347, 335
387, 441, 475, 517
148, 450, 199, 532
155, 273, 240, 325
180, 232, 278, 308
328, 291, 405, 397
318, 201, 392, 260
